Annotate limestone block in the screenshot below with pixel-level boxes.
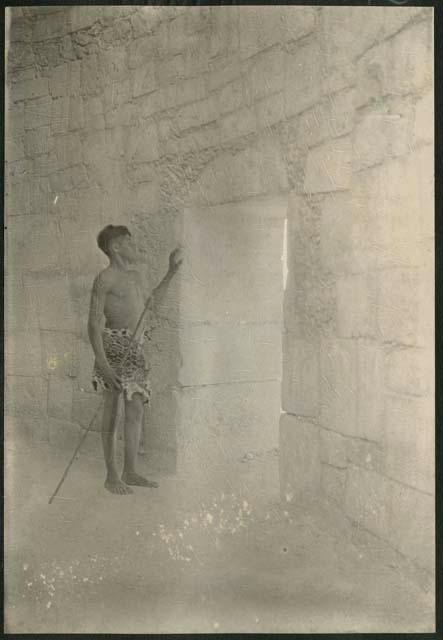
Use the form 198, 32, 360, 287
304, 137, 352, 194
174, 97, 218, 132
388, 483, 434, 572
356, 21, 433, 106
24, 126, 51, 156
53, 132, 82, 168
177, 381, 281, 466
246, 47, 285, 103
156, 55, 185, 86
357, 343, 384, 442
24, 95, 52, 129
9, 16, 32, 43
336, 273, 377, 338
51, 96, 70, 135
279, 413, 321, 503
320, 339, 358, 436
183, 34, 211, 79
60, 217, 106, 277
256, 92, 285, 130
384, 394, 434, 494
5, 330, 42, 377
127, 35, 157, 70
219, 107, 256, 143
49, 61, 81, 97
23, 272, 76, 332
344, 466, 390, 539
13, 77, 49, 102
210, 6, 239, 57
207, 56, 243, 92
68, 96, 84, 131
48, 377, 74, 420
413, 90, 433, 147
5, 103, 24, 139
345, 438, 383, 474
130, 8, 161, 37
41, 329, 77, 378
319, 428, 347, 468
126, 122, 159, 163
353, 148, 434, 268
80, 54, 101, 96
49, 165, 89, 193
7, 43, 35, 70
5, 134, 25, 163
5, 179, 30, 216
353, 114, 411, 171
282, 333, 319, 417
83, 96, 105, 131
321, 463, 347, 507
133, 63, 157, 98
321, 7, 384, 63
376, 268, 429, 346
161, 77, 207, 112
32, 11, 67, 41
382, 6, 429, 40
145, 389, 178, 452
178, 322, 282, 387
72, 388, 103, 431
218, 78, 244, 115
279, 6, 316, 43
5, 374, 47, 418
285, 40, 323, 117
176, 125, 220, 156
70, 6, 102, 32
385, 347, 434, 397
10, 216, 64, 272
296, 88, 355, 151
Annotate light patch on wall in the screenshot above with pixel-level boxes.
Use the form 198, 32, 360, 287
281, 217, 288, 291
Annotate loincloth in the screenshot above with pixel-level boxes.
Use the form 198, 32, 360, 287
92, 327, 152, 404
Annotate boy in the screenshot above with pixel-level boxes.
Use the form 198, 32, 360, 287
88, 224, 182, 495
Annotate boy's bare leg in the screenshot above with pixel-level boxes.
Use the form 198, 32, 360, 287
121, 393, 158, 488
102, 389, 133, 495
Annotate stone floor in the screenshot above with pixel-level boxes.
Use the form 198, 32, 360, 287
5, 435, 435, 633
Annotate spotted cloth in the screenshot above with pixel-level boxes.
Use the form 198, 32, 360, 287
92, 327, 152, 403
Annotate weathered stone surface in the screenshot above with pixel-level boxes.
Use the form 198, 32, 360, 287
218, 78, 244, 115
384, 394, 434, 494
356, 20, 433, 107
304, 137, 352, 194
256, 92, 285, 130
246, 47, 285, 103
5, 375, 47, 418
319, 429, 347, 468
5, 330, 42, 376
282, 333, 319, 417
49, 61, 81, 97
279, 413, 320, 503
219, 107, 256, 143
413, 90, 433, 147
54, 133, 82, 168
178, 322, 281, 387
70, 6, 102, 32
336, 273, 377, 338
71, 388, 103, 431
175, 97, 218, 132
357, 343, 384, 443
48, 417, 82, 451
321, 463, 347, 507
5, 179, 30, 216
382, 6, 428, 40
210, 6, 239, 57
353, 114, 411, 171
23, 272, 76, 332
24, 126, 51, 156
388, 482, 434, 572
345, 466, 391, 539
385, 347, 434, 397
321, 6, 384, 63
13, 77, 49, 102
81, 54, 101, 95
32, 11, 67, 41
320, 339, 358, 436
296, 88, 355, 151
48, 377, 74, 420
285, 40, 323, 117
24, 96, 52, 129
51, 96, 70, 135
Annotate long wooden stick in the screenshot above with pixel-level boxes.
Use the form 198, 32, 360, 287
48, 297, 153, 505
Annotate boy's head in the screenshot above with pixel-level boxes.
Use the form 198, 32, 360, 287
97, 225, 135, 261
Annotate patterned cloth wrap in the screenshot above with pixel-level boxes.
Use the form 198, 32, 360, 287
92, 327, 152, 404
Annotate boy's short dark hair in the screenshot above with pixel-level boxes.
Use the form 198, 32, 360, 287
97, 225, 131, 256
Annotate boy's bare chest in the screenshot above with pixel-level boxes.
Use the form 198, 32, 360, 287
107, 275, 142, 303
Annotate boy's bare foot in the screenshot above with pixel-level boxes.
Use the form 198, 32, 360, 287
121, 471, 158, 488
105, 476, 133, 495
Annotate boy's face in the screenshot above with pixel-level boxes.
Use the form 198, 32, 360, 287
115, 233, 137, 262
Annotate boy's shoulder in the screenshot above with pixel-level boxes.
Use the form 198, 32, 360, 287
93, 267, 116, 288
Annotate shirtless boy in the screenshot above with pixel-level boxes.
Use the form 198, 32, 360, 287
88, 224, 182, 495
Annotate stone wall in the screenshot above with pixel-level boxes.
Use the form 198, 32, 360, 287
278, 6, 434, 577
5, 6, 434, 571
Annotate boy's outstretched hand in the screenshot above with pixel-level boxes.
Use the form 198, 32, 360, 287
169, 247, 183, 274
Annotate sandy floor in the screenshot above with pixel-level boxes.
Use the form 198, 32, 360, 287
5, 437, 435, 633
